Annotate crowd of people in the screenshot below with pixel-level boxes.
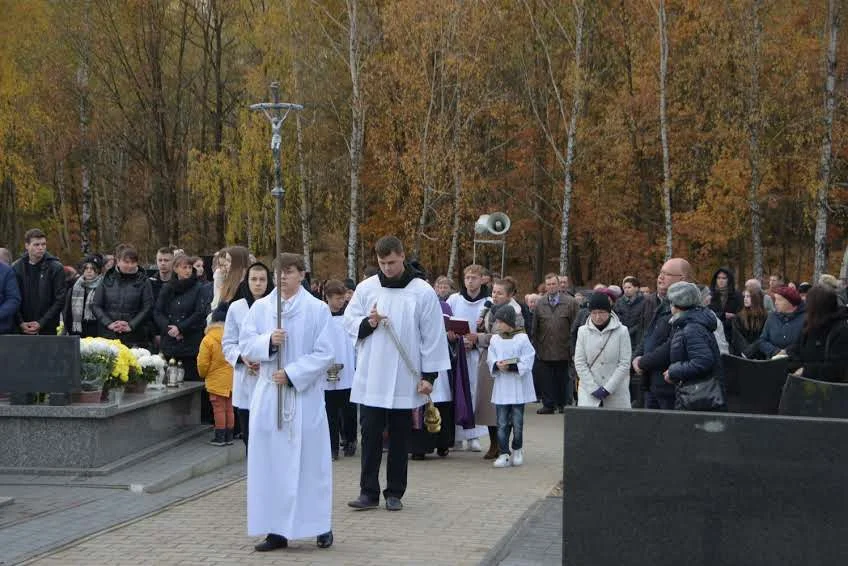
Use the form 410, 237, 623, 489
2, 227, 848, 551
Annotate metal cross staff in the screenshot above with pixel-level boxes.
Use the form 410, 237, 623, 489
250, 81, 303, 431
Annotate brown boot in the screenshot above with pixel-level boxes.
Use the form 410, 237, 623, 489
484, 427, 499, 460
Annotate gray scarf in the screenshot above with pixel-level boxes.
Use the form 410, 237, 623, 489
71, 276, 102, 333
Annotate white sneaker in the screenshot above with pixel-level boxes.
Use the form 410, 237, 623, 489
493, 454, 511, 468
512, 449, 524, 467
468, 438, 482, 452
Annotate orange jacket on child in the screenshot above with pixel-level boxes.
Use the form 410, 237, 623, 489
197, 323, 233, 397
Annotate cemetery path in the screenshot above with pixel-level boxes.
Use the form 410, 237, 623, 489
11, 409, 564, 566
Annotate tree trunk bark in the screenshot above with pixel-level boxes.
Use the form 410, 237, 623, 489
658, 0, 673, 261
559, 0, 585, 275
447, 86, 462, 280
78, 1, 92, 255
347, 0, 364, 280
840, 243, 848, 280
814, 0, 840, 280
747, 0, 764, 280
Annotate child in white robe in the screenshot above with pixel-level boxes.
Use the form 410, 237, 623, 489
487, 306, 537, 469
323, 280, 358, 460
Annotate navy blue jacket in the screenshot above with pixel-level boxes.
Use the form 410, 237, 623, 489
0, 262, 22, 333
633, 294, 675, 397
667, 307, 723, 384
759, 303, 806, 358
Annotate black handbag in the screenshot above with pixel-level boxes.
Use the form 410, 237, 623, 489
675, 377, 726, 411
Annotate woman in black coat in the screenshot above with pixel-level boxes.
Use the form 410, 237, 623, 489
788, 286, 848, 383
63, 255, 104, 338
154, 255, 209, 382
708, 267, 743, 343
91, 247, 154, 347
730, 288, 768, 358
664, 282, 726, 411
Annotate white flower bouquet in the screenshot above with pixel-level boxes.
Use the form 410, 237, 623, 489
79, 338, 119, 391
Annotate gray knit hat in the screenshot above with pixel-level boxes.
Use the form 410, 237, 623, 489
493, 305, 517, 328
667, 281, 701, 309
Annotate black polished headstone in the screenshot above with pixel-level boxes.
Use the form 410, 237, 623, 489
722, 354, 789, 414
564, 407, 848, 566
0, 336, 81, 405
779, 373, 848, 419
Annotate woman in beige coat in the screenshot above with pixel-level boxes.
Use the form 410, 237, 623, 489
574, 292, 632, 408
476, 277, 525, 458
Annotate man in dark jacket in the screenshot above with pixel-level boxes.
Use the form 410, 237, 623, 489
91, 246, 154, 347
532, 273, 579, 413
12, 228, 67, 335
632, 257, 693, 409
0, 260, 21, 334
615, 276, 648, 407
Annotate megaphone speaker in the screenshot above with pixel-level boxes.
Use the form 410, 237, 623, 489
486, 212, 511, 235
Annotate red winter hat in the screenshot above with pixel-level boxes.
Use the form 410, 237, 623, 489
774, 285, 802, 307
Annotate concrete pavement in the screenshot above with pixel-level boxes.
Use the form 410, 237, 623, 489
20, 409, 564, 566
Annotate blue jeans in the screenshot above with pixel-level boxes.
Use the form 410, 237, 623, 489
496, 404, 525, 455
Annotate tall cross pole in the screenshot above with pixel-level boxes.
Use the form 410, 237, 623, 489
250, 82, 303, 431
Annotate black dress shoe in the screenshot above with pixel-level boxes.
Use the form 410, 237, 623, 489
437, 447, 449, 457
536, 406, 555, 415
347, 494, 379, 510
385, 496, 403, 511
317, 530, 334, 548
411, 453, 426, 461
343, 441, 357, 457
254, 534, 288, 552
332, 451, 339, 461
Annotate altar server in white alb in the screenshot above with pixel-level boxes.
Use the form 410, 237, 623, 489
446, 264, 491, 452
344, 236, 451, 512
222, 261, 273, 452
487, 306, 537, 469
322, 279, 358, 460
239, 253, 335, 552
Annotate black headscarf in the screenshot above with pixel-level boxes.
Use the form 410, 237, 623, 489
237, 261, 275, 307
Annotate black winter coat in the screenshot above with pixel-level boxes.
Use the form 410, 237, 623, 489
667, 307, 723, 384
614, 293, 648, 351
633, 294, 675, 398
11, 252, 66, 334
92, 267, 154, 346
730, 313, 767, 358
154, 275, 208, 358
708, 267, 743, 342
787, 309, 848, 383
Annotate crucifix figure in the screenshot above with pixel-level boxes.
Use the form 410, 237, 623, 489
250, 82, 303, 430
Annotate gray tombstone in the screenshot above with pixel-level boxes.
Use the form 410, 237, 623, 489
0, 336, 81, 405
564, 407, 848, 566
722, 354, 789, 414
779, 373, 848, 419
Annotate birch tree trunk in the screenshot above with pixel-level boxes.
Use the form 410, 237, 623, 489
347, 0, 365, 280
747, 0, 763, 280
840, 244, 848, 280
814, 0, 840, 280
288, 0, 312, 273
447, 85, 462, 280
559, 1, 585, 275
78, 0, 92, 254
658, 0, 673, 261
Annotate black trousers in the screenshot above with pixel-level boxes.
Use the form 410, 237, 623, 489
360, 404, 411, 501
325, 389, 357, 455
537, 359, 572, 408
237, 408, 250, 453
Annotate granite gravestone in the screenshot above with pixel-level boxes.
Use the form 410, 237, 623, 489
779, 373, 848, 418
722, 354, 789, 414
564, 407, 848, 566
0, 336, 80, 405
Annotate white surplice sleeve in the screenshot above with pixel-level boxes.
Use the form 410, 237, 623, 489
223, 299, 246, 368
517, 334, 536, 375
285, 302, 335, 392
343, 284, 369, 339
418, 288, 451, 374
239, 300, 275, 363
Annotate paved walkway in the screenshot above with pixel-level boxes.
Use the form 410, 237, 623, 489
22, 410, 564, 566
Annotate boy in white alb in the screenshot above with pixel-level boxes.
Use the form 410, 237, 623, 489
323, 279, 358, 460
446, 264, 491, 453
487, 307, 537, 468
239, 253, 335, 551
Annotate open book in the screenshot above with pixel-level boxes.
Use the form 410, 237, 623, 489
444, 317, 471, 335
